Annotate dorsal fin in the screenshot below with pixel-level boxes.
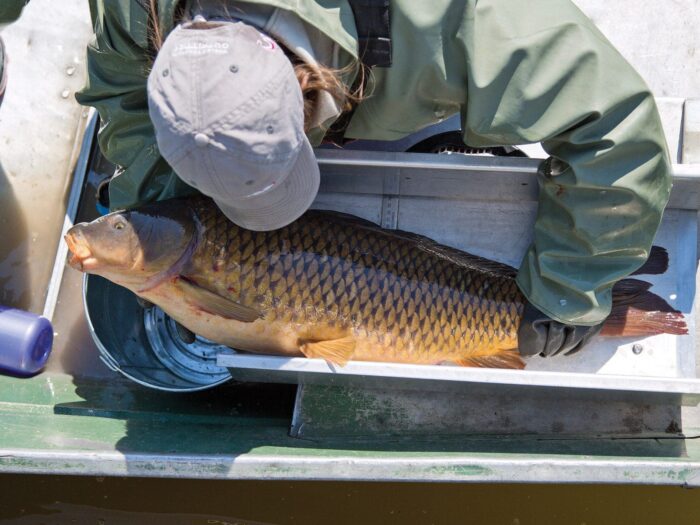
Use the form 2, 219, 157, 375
307, 210, 518, 279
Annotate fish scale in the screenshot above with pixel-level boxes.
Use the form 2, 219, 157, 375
187, 198, 525, 366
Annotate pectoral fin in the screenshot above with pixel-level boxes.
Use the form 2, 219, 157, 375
179, 278, 261, 323
299, 336, 356, 366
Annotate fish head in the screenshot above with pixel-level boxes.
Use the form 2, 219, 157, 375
65, 203, 196, 287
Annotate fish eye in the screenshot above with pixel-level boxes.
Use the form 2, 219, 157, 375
113, 221, 125, 230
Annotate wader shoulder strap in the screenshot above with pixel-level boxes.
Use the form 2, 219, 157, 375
347, 0, 392, 68
136, 0, 392, 66
322, 0, 392, 144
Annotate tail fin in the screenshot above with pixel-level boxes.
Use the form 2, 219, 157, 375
631, 246, 669, 276
601, 278, 687, 337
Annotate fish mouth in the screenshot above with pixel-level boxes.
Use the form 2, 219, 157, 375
64, 230, 99, 272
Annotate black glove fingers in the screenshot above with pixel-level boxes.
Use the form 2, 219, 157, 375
517, 301, 604, 358
563, 323, 604, 356
542, 322, 566, 357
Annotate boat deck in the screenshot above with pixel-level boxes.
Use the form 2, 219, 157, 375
3, 0, 700, 487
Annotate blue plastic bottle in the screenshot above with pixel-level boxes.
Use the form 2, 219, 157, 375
0, 306, 53, 375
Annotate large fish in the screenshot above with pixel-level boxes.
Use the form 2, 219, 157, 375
65, 197, 686, 369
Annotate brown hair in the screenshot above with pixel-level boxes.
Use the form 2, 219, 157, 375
147, 0, 366, 132
147, 0, 166, 55
286, 54, 366, 132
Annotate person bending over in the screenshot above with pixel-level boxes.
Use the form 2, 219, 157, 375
77, 0, 672, 358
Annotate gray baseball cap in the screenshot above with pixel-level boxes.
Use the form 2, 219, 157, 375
147, 20, 319, 231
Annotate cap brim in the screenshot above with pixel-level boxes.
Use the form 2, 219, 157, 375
214, 139, 320, 231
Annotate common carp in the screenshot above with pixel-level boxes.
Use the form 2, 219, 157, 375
65, 197, 686, 369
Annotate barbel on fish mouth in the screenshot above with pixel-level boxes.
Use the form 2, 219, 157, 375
64, 197, 686, 369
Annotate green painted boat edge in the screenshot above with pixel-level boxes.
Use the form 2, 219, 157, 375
3, 373, 700, 484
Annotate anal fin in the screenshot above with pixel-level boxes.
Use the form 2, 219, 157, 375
456, 349, 525, 370
299, 336, 356, 366
179, 278, 261, 323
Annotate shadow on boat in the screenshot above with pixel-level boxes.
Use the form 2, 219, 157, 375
0, 162, 30, 311
53, 321, 689, 468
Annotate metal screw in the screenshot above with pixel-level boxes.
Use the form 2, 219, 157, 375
632, 344, 644, 355
230, 65, 238, 73
162, 69, 169, 77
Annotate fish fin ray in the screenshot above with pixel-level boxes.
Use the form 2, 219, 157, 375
631, 246, 669, 276
601, 307, 688, 337
601, 278, 688, 336
421, 243, 518, 279
179, 278, 261, 322
299, 336, 356, 366
456, 349, 524, 369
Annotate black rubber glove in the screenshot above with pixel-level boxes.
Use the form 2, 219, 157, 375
517, 301, 603, 357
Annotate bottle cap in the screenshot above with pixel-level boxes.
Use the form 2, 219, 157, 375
0, 307, 53, 375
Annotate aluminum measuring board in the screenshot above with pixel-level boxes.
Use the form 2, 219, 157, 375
218, 150, 700, 407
